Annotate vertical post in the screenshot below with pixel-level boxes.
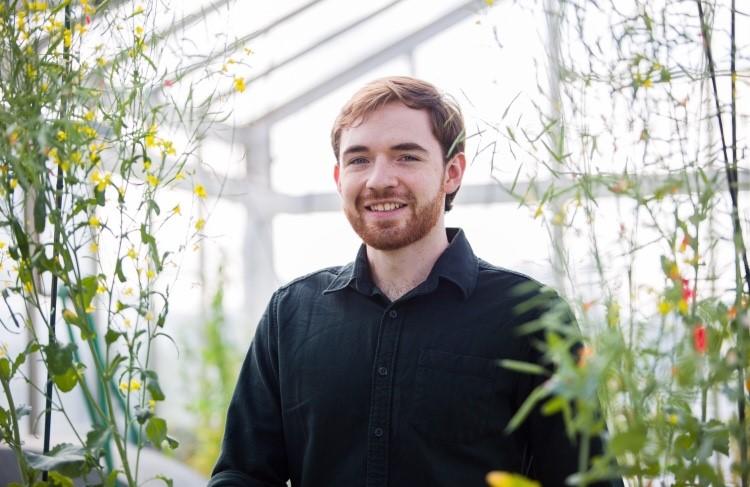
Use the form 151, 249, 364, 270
544, 0, 567, 292
242, 123, 279, 335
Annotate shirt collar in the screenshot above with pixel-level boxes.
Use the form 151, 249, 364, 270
323, 228, 478, 300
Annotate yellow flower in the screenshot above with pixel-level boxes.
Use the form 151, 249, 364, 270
145, 311, 154, 321
148, 399, 156, 410
194, 184, 207, 199
127, 247, 137, 260
83, 110, 96, 122
658, 300, 672, 316
195, 218, 205, 231
119, 378, 142, 393
63, 28, 72, 48
174, 170, 185, 181
88, 215, 100, 228
89, 241, 99, 253
642, 78, 653, 89
143, 158, 151, 170
56, 130, 67, 142
0, 241, 5, 249
160, 139, 176, 156
48, 147, 60, 164
485, 0, 495, 5
74, 22, 87, 35
123, 287, 134, 296
9, 179, 18, 190
85, 304, 95, 313
244, 47, 254, 55
146, 268, 155, 280
533, 204, 543, 219
486, 471, 540, 487
96, 56, 106, 67
145, 124, 158, 148
233, 76, 246, 93
146, 173, 159, 188
133, 4, 144, 15
79, 125, 97, 139
171, 204, 181, 216
90, 170, 111, 192
134, 25, 144, 38
81, 0, 95, 14
667, 414, 678, 426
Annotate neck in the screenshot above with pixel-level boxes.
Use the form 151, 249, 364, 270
366, 223, 450, 302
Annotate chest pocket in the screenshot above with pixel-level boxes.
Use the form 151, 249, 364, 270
410, 349, 516, 443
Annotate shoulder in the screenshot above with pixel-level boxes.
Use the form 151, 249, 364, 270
475, 258, 545, 292
272, 264, 350, 303
474, 258, 569, 315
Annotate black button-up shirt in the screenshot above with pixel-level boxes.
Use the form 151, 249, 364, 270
209, 228, 609, 486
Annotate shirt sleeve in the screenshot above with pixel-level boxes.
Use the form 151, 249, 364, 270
208, 292, 289, 487
515, 291, 621, 487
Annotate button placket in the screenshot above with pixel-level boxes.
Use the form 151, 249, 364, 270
365, 307, 403, 487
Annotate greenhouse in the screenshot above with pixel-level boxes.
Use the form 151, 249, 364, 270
0, 0, 748, 485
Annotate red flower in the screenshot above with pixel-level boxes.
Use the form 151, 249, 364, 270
681, 278, 694, 301
693, 325, 707, 353
86, 15, 91, 24
163, 79, 174, 87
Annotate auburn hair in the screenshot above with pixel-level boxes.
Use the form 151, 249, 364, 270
330, 76, 465, 211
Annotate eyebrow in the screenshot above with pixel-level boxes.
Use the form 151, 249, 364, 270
341, 142, 429, 158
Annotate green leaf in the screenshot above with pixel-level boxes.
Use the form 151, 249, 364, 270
25, 443, 86, 477
115, 258, 127, 282
79, 275, 99, 311
144, 370, 165, 401
48, 471, 74, 487
0, 358, 10, 381
34, 192, 47, 234
15, 405, 31, 418
46, 342, 76, 376
85, 424, 112, 452
140, 224, 161, 271
505, 385, 548, 433
53, 367, 78, 393
104, 470, 119, 487
609, 425, 647, 455
146, 417, 167, 448
165, 435, 179, 449
10, 219, 29, 260
498, 359, 549, 376
105, 329, 123, 346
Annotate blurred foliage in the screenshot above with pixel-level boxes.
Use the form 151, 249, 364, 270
484, 0, 748, 485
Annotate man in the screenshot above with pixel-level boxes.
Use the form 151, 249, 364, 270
209, 76, 609, 486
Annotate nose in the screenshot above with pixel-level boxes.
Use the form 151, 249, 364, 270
365, 158, 398, 191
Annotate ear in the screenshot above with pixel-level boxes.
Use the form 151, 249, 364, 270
443, 152, 466, 195
333, 162, 342, 194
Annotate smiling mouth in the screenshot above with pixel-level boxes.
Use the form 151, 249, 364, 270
366, 202, 407, 212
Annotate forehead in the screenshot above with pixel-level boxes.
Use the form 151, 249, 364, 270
339, 102, 440, 151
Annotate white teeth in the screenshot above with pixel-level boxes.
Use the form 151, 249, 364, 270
369, 203, 405, 212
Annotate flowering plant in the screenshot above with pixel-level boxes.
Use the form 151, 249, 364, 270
0, 1, 217, 485
485, 0, 747, 485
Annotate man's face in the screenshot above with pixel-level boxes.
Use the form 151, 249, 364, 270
334, 102, 464, 251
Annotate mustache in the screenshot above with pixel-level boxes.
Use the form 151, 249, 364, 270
356, 189, 415, 206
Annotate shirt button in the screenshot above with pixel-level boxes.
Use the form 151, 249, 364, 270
373, 427, 384, 438
377, 366, 388, 376
388, 310, 398, 319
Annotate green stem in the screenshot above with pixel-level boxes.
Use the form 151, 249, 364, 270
1, 376, 33, 485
